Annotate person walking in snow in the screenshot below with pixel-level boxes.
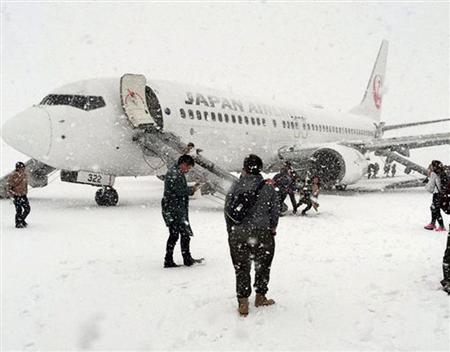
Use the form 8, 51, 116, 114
391, 163, 397, 177
424, 160, 446, 232
7, 161, 30, 228
225, 154, 280, 316
372, 162, 380, 178
383, 162, 391, 177
441, 228, 450, 294
161, 155, 201, 267
273, 161, 298, 215
297, 175, 320, 215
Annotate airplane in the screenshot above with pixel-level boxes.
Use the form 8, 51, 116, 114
1, 39, 449, 206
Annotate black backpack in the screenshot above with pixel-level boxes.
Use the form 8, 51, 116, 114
225, 180, 266, 225
439, 166, 450, 215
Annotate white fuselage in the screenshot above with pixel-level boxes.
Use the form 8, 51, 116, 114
2, 77, 375, 177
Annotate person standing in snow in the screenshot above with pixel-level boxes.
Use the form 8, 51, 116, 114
273, 162, 298, 215
7, 161, 30, 228
391, 163, 397, 177
161, 155, 201, 267
441, 228, 450, 294
424, 160, 446, 232
225, 154, 280, 316
383, 162, 391, 177
372, 162, 380, 178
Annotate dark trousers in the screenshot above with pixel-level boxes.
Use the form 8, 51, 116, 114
165, 223, 192, 261
431, 193, 444, 227
443, 227, 450, 284
297, 196, 312, 214
278, 192, 296, 210
14, 195, 30, 226
228, 228, 275, 298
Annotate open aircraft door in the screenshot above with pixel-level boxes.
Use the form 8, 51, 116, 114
120, 74, 155, 128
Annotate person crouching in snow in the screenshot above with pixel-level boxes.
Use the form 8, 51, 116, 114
424, 160, 446, 232
297, 175, 320, 216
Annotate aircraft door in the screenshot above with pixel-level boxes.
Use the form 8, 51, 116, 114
120, 74, 156, 128
293, 115, 308, 142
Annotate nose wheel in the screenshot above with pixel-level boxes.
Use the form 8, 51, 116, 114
95, 186, 119, 206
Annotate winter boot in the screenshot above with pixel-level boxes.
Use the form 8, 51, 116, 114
436, 226, 446, 232
164, 254, 179, 268
255, 293, 275, 307
164, 260, 179, 268
238, 297, 249, 316
441, 263, 450, 288
183, 256, 203, 266
424, 223, 436, 230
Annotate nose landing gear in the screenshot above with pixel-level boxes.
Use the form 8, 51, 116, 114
95, 186, 119, 206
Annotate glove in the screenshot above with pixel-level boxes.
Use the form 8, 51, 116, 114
292, 206, 297, 214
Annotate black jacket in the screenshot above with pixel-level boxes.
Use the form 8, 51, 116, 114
161, 164, 195, 227
225, 174, 280, 234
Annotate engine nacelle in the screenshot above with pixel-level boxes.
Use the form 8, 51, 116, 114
308, 145, 368, 187
278, 144, 368, 188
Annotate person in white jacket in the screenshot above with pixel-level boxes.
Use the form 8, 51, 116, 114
424, 160, 446, 231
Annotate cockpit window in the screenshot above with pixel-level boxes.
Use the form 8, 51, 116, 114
40, 94, 106, 111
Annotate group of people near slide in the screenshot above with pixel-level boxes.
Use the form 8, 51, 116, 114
6, 155, 450, 316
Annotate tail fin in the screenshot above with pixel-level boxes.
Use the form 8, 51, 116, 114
350, 40, 389, 121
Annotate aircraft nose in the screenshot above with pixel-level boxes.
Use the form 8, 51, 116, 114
2, 106, 52, 160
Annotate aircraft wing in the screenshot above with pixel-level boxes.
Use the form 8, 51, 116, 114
344, 132, 450, 153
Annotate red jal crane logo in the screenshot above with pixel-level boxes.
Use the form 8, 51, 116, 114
372, 75, 382, 109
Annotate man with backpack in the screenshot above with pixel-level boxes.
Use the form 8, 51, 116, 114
224, 154, 280, 316
424, 160, 446, 232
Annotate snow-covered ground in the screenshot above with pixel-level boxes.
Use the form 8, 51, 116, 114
1, 173, 449, 350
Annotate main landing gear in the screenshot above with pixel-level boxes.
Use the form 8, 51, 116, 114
95, 186, 119, 206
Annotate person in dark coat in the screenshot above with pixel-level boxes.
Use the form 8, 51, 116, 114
441, 227, 450, 294
391, 163, 397, 177
7, 161, 30, 228
225, 154, 280, 316
162, 155, 201, 267
297, 175, 320, 215
424, 160, 446, 232
273, 162, 298, 215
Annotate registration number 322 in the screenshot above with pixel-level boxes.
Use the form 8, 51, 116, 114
76, 171, 114, 186
87, 173, 102, 183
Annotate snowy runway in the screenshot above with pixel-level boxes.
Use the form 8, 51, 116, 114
2, 176, 449, 350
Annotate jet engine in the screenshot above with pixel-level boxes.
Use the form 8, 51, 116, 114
278, 144, 368, 188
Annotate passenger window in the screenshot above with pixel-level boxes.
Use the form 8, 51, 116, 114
231, 115, 236, 123
218, 113, 223, 122
204, 111, 208, 120
238, 115, 243, 124
196, 111, 202, 120
262, 118, 266, 126
251, 117, 256, 125
282, 121, 286, 128
291, 121, 295, 129
244, 116, 249, 124
180, 109, 186, 119
272, 119, 277, 127
188, 110, 194, 119
211, 112, 216, 121
256, 118, 261, 126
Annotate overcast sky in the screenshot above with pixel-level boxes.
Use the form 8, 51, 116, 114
1, 1, 449, 125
